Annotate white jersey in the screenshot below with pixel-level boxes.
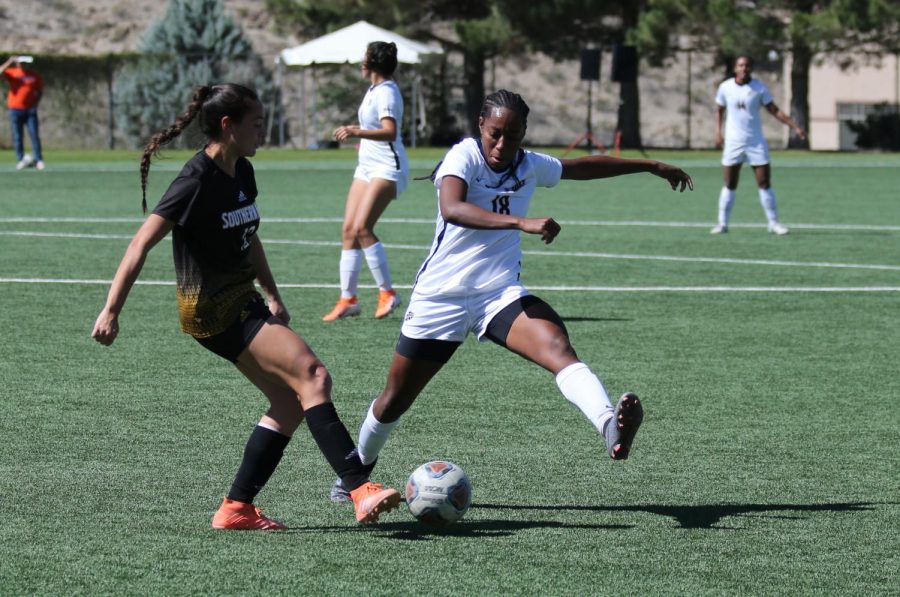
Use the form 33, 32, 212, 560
715, 78, 773, 145
413, 138, 563, 297
357, 80, 407, 174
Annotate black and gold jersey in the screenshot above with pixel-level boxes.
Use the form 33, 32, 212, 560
153, 150, 262, 338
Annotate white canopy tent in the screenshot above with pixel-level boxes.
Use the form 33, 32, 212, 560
276, 21, 443, 147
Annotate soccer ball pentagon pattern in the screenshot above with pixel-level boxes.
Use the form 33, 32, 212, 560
405, 461, 472, 526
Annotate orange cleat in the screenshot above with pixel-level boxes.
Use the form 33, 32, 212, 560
322, 296, 361, 321
350, 482, 401, 524
211, 497, 287, 530
374, 290, 402, 319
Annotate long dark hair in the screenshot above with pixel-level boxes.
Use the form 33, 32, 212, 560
365, 41, 398, 77
139, 83, 259, 212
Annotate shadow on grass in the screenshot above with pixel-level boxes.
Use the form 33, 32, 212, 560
561, 316, 632, 323
285, 518, 632, 540
283, 502, 885, 538
475, 501, 881, 530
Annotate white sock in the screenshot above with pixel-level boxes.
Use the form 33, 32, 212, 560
718, 187, 736, 226
357, 400, 400, 465
555, 362, 614, 436
363, 242, 392, 291
758, 187, 779, 225
339, 249, 362, 298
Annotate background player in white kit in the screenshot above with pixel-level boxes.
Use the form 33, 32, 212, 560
324, 41, 409, 321
330, 89, 693, 500
712, 55, 806, 235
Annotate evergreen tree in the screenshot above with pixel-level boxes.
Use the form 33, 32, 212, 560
114, 0, 273, 148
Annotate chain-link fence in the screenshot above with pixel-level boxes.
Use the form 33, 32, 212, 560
0, 50, 797, 152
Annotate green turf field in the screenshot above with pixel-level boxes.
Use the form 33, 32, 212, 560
1, 148, 898, 595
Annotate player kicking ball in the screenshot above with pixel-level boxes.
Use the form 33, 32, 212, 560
331, 89, 693, 501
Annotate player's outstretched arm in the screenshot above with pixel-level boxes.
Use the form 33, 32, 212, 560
92, 214, 173, 346
560, 155, 693, 192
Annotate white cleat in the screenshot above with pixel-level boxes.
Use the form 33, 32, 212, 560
16, 154, 33, 170
710, 224, 728, 234
768, 223, 790, 235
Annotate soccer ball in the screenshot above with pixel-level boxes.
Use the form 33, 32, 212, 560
405, 460, 472, 527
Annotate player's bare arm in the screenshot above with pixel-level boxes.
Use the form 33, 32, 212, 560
438, 174, 559, 243
560, 156, 693, 192
766, 102, 807, 140
333, 117, 397, 142
247, 234, 290, 324
92, 214, 174, 345
714, 105, 726, 148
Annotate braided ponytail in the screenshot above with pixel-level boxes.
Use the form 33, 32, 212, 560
140, 85, 211, 212
138, 83, 259, 213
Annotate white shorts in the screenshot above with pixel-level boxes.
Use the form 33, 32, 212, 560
400, 283, 529, 343
354, 163, 408, 196
722, 140, 770, 167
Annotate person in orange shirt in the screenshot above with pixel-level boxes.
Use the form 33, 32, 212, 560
1, 55, 45, 170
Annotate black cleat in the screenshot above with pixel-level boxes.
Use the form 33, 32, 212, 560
605, 392, 643, 460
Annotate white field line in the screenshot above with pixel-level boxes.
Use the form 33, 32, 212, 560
2, 229, 898, 271
1, 277, 898, 292
1, 216, 899, 231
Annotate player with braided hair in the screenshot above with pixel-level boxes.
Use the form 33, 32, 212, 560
323, 41, 409, 321
92, 83, 401, 529
331, 89, 694, 501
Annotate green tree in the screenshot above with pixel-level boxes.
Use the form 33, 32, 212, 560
265, 0, 516, 137
496, 0, 648, 148
114, 0, 273, 148
634, 0, 900, 149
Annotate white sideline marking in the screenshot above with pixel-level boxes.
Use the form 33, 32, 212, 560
2, 230, 897, 271
2, 216, 899, 231
1, 277, 899, 292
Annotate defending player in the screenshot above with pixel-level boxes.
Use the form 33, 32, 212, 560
323, 41, 408, 321
711, 55, 807, 235
91, 83, 400, 529
331, 89, 693, 500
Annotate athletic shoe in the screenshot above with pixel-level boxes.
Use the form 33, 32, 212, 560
330, 477, 352, 503
768, 223, 790, 235
350, 482, 401, 524
374, 290, 402, 319
322, 296, 361, 321
710, 224, 728, 234
604, 392, 644, 460
15, 155, 33, 170
330, 458, 378, 503
211, 497, 287, 530
35, 160, 45, 171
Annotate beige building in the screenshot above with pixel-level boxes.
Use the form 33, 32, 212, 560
790, 52, 900, 150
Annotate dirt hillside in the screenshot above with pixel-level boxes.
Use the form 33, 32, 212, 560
0, 0, 297, 61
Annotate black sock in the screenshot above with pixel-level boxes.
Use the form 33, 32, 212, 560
304, 402, 369, 491
227, 425, 291, 504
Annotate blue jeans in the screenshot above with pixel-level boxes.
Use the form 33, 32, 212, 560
9, 108, 42, 162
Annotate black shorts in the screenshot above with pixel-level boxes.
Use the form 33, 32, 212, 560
194, 298, 274, 363
395, 334, 461, 364
394, 295, 564, 362
483, 294, 562, 348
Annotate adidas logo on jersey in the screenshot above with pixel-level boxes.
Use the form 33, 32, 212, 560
238, 190, 249, 202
